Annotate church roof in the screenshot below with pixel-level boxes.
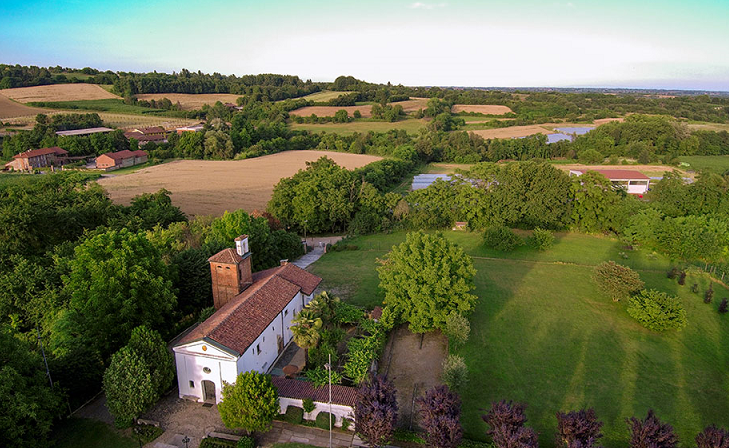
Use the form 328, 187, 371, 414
177, 263, 322, 355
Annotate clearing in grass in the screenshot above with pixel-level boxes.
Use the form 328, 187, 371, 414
309, 231, 729, 448
452, 104, 513, 115
295, 90, 350, 102
97, 150, 382, 216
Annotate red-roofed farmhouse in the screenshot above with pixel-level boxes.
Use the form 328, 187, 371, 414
173, 235, 322, 405
4, 146, 68, 171
96, 149, 148, 171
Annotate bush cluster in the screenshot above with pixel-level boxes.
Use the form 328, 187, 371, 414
442, 354, 469, 391
316, 412, 333, 430
527, 228, 554, 251
283, 406, 304, 424
592, 261, 644, 302
484, 225, 523, 252
627, 290, 687, 331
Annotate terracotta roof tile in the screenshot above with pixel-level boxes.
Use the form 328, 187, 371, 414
177, 262, 322, 354
208, 248, 244, 264
100, 150, 135, 161
13, 146, 68, 159
271, 376, 357, 407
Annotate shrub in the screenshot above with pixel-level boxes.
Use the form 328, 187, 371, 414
692, 283, 699, 293
527, 228, 554, 251
305, 366, 343, 388
592, 261, 644, 302
678, 271, 686, 285
302, 397, 316, 414
199, 438, 237, 448
135, 425, 164, 444
394, 428, 427, 444
316, 411, 333, 430
342, 418, 352, 431
283, 406, 304, 424
484, 226, 523, 252
334, 302, 364, 325
307, 342, 338, 369
555, 409, 603, 448
442, 354, 468, 391
236, 436, 255, 448
627, 409, 678, 448
695, 424, 729, 448
719, 299, 728, 314
667, 268, 678, 279
578, 149, 604, 164
705, 286, 714, 304
444, 313, 471, 348
627, 290, 687, 331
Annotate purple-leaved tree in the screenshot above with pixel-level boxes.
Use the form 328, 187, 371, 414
626, 410, 678, 448
483, 400, 539, 448
555, 409, 603, 448
417, 385, 463, 448
354, 375, 398, 448
696, 425, 729, 448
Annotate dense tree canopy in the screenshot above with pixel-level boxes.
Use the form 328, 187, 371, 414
377, 231, 476, 333
218, 371, 279, 434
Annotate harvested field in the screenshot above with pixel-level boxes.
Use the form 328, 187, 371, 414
2, 83, 120, 103
289, 105, 373, 118
297, 90, 349, 102
134, 93, 242, 111
452, 104, 513, 115
0, 94, 48, 119
395, 97, 429, 113
555, 164, 684, 177
289, 118, 427, 135
97, 150, 383, 216
470, 124, 553, 139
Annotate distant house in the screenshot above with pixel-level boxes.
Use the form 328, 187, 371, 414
123, 126, 168, 145
176, 123, 205, 134
569, 169, 651, 195
55, 127, 113, 137
95, 149, 148, 171
173, 235, 322, 404
4, 146, 68, 171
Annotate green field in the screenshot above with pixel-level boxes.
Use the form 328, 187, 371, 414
52, 418, 136, 448
289, 118, 427, 135
678, 155, 729, 175
297, 90, 349, 102
27, 99, 168, 115
309, 231, 729, 447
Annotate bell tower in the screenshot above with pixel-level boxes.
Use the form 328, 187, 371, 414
208, 235, 253, 309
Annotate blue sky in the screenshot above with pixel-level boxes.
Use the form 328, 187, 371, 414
1, 0, 728, 90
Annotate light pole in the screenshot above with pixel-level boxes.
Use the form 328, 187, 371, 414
325, 354, 332, 448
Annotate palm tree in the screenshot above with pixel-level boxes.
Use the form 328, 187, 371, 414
290, 309, 322, 366
307, 291, 340, 328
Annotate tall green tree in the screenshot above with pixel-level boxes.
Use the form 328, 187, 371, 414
218, 371, 279, 434
290, 309, 323, 362
56, 228, 176, 359
127, 326, 175, 396
103, 346, 156, 427
377, 231, 476, 333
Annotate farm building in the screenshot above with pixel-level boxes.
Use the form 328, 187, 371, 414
3, 146, 68, 171
95, 149, 148, 171
124, 126, 169, 145
55, 127, 113, 137
173, 235, 322, 404
569, 169, 650, 195
176, 123, 205, 134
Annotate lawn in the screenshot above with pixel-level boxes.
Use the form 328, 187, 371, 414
289, 118, 427, 135
52, 418, 137, 448
309, 231, 729, 447
678, 155, 729, 175
297, 90, 349, 102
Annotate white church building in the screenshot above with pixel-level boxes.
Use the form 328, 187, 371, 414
173, 235, 322, 404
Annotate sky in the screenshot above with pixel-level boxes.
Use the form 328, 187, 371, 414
1, 0, 728, 90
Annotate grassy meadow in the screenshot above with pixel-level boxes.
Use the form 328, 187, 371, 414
309, 231, 729, 447
288, 118, 427, 135
679, 155, 729, 175
52, 418, 136, 448
297, 90, 349, 102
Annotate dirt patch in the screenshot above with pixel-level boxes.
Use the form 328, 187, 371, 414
1, 83, 120, 103
0, 94, 49, 119
380, 326, 447, 429
396, 98, 430, 113
135, 93, 242, 111
452, 104, 513, 115
97, 150, 383, 216
593, 117, 624, 125
290, 105, 373, 118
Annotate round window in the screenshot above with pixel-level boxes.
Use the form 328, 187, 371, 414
203, 367, 211, 374
202, 345, 207, 351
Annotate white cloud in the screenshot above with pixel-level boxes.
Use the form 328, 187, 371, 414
409, 2, 447, 10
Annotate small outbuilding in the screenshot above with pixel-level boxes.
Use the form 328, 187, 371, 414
95, 149, 147, 171
569, 169, 651, 195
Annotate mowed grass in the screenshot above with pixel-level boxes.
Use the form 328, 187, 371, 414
309, 231, 729, 447
678, 155, 729, 175
297, 90, 349, 102
289, 118, 427, 135
52, 418, 136, 448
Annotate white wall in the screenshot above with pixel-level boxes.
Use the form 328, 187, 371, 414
279, 397, 354, 429
174, 344, 238, 404
627, 181, 649, 195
